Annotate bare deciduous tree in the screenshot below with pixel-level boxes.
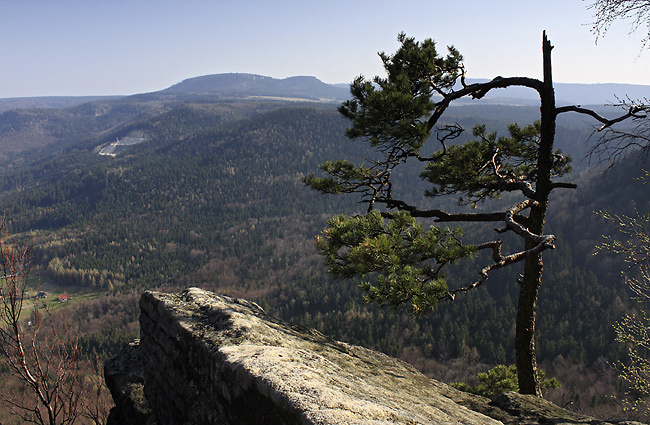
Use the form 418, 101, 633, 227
597, 189, 650, 418
585, 97, 650, 166
0, 221, 110, 425
588, 0, 650, 49
586, 1, 650, 165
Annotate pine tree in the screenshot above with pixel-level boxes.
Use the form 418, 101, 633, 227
306, 32, 636, 395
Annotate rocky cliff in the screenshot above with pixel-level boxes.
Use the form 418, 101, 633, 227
105, 288, 643, 425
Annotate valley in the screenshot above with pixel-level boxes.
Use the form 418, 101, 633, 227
0, 73, 648, 420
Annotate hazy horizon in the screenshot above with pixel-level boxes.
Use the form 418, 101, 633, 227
2, 0, 650, 98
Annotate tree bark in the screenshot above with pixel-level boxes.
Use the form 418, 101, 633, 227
515, 31, 556, 397
516, 206, 545, 396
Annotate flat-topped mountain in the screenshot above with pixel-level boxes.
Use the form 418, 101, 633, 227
3, 73, 650, 113
160, 73, 350, 102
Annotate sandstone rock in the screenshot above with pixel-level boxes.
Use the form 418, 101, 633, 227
138, 287, 502, 424
104, 339, 156, 425
105, 287, 643, 425
487, 392, 645, 424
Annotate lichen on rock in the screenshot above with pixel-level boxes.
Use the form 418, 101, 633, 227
106, 288, 645, 425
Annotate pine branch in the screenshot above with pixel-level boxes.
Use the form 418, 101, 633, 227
445, 200, 556, 300
427, 76, 544, 131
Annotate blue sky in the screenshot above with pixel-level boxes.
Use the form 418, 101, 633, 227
1, 0, 649, 98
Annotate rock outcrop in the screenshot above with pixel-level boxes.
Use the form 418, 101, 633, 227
104, 340, 155, 425
106, 288, 643, 425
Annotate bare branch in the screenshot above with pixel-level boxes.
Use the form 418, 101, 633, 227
446, 234, 554, 299
380, 200, 508, 222
583, 99, 650, 166
445, 200, 556, 300
414, 123, 464, 162
588, 0, 650, 49
0, 219, 111, 425
556, 104, 647, 130
550, 182, 578, 190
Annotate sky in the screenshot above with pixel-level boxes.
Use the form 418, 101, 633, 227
1, 0, 649, 98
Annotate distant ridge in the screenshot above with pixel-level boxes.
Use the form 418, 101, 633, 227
554, 82, 650, 105
161, 74, 650, 106
2, 74, 649, 109
162, 73, 350, 102
0, 96, 122, 113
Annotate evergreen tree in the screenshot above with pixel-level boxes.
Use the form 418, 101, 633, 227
306, 32, 636, 395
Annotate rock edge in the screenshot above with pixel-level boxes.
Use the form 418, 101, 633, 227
105, 288, 644, 425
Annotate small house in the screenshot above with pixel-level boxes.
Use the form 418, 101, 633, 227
58, 294, 72, 302
36, 291, 47, 299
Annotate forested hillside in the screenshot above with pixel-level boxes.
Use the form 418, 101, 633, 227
0, 92, 646, 417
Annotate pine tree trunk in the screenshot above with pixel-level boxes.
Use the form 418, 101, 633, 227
516, 208, 545, 396
515, 31, 556, 397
